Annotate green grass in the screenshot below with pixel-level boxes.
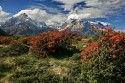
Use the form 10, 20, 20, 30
0, 39, 87, 83
0, 54, 82, 82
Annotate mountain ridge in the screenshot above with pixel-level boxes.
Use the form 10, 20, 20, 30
0, 13, 53, 36
56, 20, 109, 35
0, 13, 110, 35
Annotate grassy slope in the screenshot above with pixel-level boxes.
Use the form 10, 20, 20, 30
0, 37, 89, 83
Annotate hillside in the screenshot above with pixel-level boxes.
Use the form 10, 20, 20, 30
0, 29, 9, 36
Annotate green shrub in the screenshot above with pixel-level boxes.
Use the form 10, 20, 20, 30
11, 69, 60, 83
1, 43, 29, 57
0, 63, 12, 73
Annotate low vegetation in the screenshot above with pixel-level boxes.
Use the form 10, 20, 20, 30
0, 29, 125, 83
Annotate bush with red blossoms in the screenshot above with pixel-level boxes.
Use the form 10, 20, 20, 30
81, 27, 125, 82
17, 36, 32, 45
30, 29, 78, 58
81, 27, 125, 63
0, 36, 15, 44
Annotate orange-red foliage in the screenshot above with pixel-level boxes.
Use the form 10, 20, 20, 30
81, 27, 125, 64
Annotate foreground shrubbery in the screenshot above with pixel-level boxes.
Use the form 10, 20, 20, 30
0, 43, 29, 57
29, 30, 78, 58
11, 69, 60, 83
17, 36, 32, 45
0, 36, 15, 44
81, 28, 125, 82
1, 28, 125, 83
0, 30, 79, 58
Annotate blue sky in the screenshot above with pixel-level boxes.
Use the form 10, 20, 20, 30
0, 0, 125, 30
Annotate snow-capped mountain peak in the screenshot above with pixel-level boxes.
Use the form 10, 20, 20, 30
18, 13, 28, 18
99, 22, 108, 26
55, 20, 109, 35
14, 13, 32, 22
0, 13, 53, 36
86, 20, 108, 26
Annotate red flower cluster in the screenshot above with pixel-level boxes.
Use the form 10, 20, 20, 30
0, 36, 15, 44
30, 29, 77, 57
81, 42, 98, 62
81, 27, 125, 64
17, 36, 32, 45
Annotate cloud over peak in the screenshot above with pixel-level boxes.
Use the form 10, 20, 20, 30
14, 8, 50, 22
67, 13, 91, 20
14, 8, 66, 25
0, 6, 10, 22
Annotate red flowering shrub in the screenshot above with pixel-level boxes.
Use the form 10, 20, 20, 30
30, 29, 78, 58
0, 36, 15, 44
81, 27, 125, 82
17, 36, 32, 45
81, 27, 125, 63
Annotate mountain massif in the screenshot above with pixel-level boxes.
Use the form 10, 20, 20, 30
0, 13, 109, 36
56, 20, 108, 35
0, 13, 53, 36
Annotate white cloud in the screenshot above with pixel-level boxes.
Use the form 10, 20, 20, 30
47, 13, 67, 25
13, 0, 125, 25
82, 0, 125, 16
67, 13, 78, 20
67, 13, 90, 20
77, 13, 91, 19
76, 8, 107, 19
14, 8, 66, 25
53, 0, 125, 19
53, 0, 84, 11
0, 6, 10, 22
30, 4, 61, 14
14, 8, 50, 22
